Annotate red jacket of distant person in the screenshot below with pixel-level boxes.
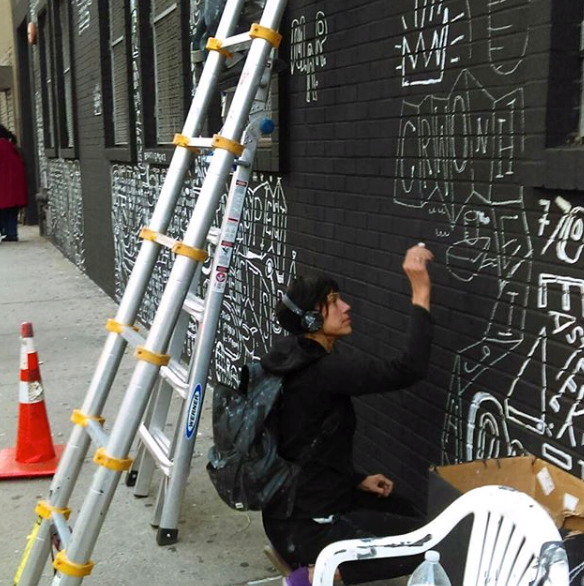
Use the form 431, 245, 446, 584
0, 137, 28, 209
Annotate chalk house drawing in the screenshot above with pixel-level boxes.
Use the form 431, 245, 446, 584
396, 0, 472, 87
290, 11, 328, 103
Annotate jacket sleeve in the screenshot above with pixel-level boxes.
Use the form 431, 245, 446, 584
325, 305, 434, 397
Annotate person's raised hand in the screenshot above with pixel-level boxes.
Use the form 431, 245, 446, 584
403, 243, 434, 310
357, 474, 394, 497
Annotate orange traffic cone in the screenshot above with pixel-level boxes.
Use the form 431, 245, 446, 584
0, 322, 65, 479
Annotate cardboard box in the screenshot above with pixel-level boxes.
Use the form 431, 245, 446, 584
428, 456, 584, 585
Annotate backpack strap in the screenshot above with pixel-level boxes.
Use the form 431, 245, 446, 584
296, 408, 342, 465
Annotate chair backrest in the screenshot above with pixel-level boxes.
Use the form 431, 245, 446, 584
312, 485, 569, 586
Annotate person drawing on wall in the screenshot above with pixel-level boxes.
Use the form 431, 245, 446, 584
260, 244, 434, 585
0, 125, 28, 243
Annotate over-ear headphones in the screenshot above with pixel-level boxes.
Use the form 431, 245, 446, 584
281, 293, 324, 333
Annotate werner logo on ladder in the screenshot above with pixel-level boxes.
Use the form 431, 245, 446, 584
14, 0, 287, 584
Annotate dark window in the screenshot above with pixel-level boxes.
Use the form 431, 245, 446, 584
38, 9, 57, 155
139, 0, 190, 155
546, 0, 584, 148
110, 2, 131, 145
39, 0, 77, 158
538, 0, 584, 191
100, 0, 135, 160
57, 0, 75, 150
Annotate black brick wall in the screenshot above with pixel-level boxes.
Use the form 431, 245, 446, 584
17, 0, 584, 515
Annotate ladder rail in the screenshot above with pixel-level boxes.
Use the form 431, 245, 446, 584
16, 1, 248, 585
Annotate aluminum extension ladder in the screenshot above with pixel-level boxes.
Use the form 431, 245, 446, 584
14, 0, 287, 584
126, 43, 281, 548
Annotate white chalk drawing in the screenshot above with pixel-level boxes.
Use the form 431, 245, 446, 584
542, 196, 584, 265
290, 11, 328, 103
93, 83, 102, 116
112, 163, 297, 386
462, 272, 584, 474
395, 69, 525, 288
212, 174, 297, 386
47, 161, 85, 267
77, 0, 93, 35
396, 0, 471, 87
487, 0, 530, 75
442, 194, 584, 479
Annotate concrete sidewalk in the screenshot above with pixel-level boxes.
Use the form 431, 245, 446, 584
0, 226, 277, 586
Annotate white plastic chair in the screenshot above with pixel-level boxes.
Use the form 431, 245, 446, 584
312, 485, 569, 586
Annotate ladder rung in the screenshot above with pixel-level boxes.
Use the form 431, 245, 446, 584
179, 137, 214, 151
160, 360, 189, 399
119, 326, 145, 349
85, 419, 109, 448
215, 31, 252, 52
183, 293, 205, 323
177, 135, 244, 157
52, 512, 72, 550
137, 424, 172, 476
207, 226, 221, 246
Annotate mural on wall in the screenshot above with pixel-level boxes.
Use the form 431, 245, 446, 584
290, 10, 328, 103
76, 0, 93, 35
46, 162, 86, 267
112, 164, 297, 386
30, 0, 85, 267
110, 1, 297, 385
396, 0, 584, 480
211, 174, 297, 386
396, 0, 472, 87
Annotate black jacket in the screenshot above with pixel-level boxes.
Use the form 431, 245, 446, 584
260, 305, 434, 519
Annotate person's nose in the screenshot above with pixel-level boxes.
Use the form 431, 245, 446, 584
341, 300, 351, 313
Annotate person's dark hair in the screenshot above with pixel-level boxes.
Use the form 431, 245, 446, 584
275, 273, 339, 334
0, 124, 17, 144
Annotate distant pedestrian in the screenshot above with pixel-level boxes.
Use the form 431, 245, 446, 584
0, 124, 28, 242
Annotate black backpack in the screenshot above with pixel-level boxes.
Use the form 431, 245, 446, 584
206, 361, 299, 511
207, 361, 340, 512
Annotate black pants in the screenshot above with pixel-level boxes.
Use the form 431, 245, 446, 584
262, 491, 425, 584
0, 207, 18, 239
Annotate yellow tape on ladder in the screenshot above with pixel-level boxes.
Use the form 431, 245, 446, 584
71, 409, 106, 428
35, 500, 71, 521
139, 227, 208, 262
206, 37, 233, 57
134, 346, 171, 366
53, 550, 95, 578
105, 318, 139, 335
13, 518, 41, 586
212, 134, 244, 157
173, 133, 200, 154
93, 447, 133, 472
249, 23, 282, 48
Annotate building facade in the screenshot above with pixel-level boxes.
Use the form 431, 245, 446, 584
10, 0, 584, 506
